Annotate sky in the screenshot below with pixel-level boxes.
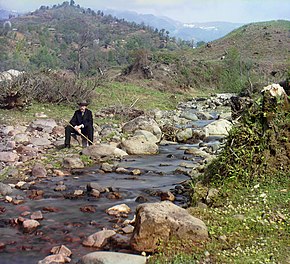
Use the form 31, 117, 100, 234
0, 0, 289, 23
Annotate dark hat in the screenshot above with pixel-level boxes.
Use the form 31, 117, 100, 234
78, 100, 89, 106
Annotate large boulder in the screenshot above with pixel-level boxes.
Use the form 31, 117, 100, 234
82, 144, 128, 158
63, 157, 84, 169
130, 201, 208, 252
122, 116, 162, 142
176, 128, 193, 142
29, 119, 57, 133
78, 252, 147, 264
134, 130, 159, 143
120, 135, 158, 155
203, 119, 233, 137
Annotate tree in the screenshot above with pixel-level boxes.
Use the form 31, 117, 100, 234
220, 48, 247, 93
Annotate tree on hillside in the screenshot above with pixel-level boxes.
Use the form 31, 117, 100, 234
220, 48, 247, 92
124, 49, 153, 78
75, 30, 94, 76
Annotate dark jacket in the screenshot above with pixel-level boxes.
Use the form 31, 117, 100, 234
69, 109, 93, 128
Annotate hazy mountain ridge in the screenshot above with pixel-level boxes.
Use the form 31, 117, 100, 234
103, 9, 243, 42
0, 9, 20, 20
1, 6, 243, 43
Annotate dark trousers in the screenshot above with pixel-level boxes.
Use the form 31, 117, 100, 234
65, 125, 94, 146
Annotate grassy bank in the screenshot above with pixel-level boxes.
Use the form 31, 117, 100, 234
149, 175, 289, 264
0, 81, 190, 125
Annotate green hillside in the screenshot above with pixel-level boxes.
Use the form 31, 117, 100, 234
194, 20, 290, 77
0, 2, 179, 75
0, 2, 289, 94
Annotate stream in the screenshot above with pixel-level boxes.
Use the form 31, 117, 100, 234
0, 106, 226, 263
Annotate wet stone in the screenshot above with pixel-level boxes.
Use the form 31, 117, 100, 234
87, 182, 106, 193
50, 245, 72, 257
90, 189, 100, 198
135, 196, 148, 203
31, 211, 43, 220
42, 206, 60, 212
0, 182, 13, 196
80, 205, 97, 213
23, 219, 40, 233
107, 192, 122, 199
54, 185, 66, 192
160, 191, 175, 202
28, 189, 44, 200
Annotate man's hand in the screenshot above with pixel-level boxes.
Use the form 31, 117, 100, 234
74, 125, 82, 134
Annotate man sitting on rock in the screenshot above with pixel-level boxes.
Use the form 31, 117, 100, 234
64, 100, 94, 148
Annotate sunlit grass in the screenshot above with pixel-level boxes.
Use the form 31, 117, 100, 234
149, 176, 290, 264
0, 81, 190, 125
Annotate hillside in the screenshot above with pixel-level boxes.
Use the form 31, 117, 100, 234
0, 2, 179, 75
120, 20, 289, 92
0, 2, 289, 93
193, 20, 290, 77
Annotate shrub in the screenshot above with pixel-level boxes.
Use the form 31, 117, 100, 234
203, 92, 290, 185
0, 70, 105, 109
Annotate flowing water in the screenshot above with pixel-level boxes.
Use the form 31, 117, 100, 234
0, 143, 208, 263
0, 116, 223, 263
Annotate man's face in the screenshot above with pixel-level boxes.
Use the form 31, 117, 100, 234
79, 105, 87, 112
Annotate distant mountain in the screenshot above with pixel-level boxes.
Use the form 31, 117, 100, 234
174, 21, 244, 42
103, 9, 243, 42
104, 9, 178, 33
0, 9, 19, 20
1, 7, 243, 42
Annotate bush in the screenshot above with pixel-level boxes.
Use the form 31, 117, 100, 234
0, 70, 105, 109
203, 92, 290, 185
219, 48, 248, 93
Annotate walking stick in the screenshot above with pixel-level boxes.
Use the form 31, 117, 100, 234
68, 122, 94, 145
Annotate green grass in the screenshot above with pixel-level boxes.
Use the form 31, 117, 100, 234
149, 176, 290, 264
0, 81, 189, 125
93, 82, 188, 111
0, 102, 74, 125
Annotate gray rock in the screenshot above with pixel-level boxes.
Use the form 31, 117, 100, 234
180, 111, 198, 121
78, 251, 147, 264
0, 182, 13, 196
30, 137, 51, 147
31, 163, 47, 178
63, 157, 84, 169
100, 163, 114, 172
0, 152, 18, 162
130, 201, 208, 252
1, 126, 14, 135
120, 135, 158, 155
122, 116, 162, 141
14, 133, 29, 143
38, 253, 68, 264
82, 230, 116, 248
29, 119, 57, 133
176, 128, 193, 142
82, 144, 128, 158
203, 119, 233, 137
134, 130, 159, 143
87, 182, 106, 193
